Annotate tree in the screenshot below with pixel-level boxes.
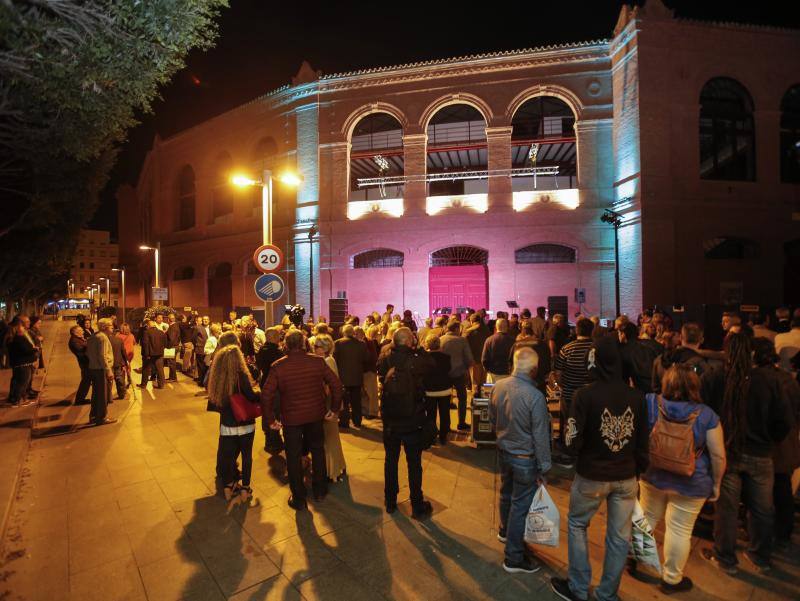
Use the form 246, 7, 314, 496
0, 0, 228, 313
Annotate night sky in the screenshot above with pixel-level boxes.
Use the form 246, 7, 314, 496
89, 0, 798, 236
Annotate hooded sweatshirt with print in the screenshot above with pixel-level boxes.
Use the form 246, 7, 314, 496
565, 336, 649, 481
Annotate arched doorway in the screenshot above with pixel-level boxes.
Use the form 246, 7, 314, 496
208, 262, 232, 311
429, 246, 488, 316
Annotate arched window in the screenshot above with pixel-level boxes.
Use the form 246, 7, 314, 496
211, 152, 234, 223
699, 78, 756, 181
176, 165, 195, 231
515, 244, 576, 264
511, 97, 577, 189
208, 262, 233, 278
427, 104, 487, 196
349, 113, 404, 200
780, 85, 800, 183
173, 266, 195, 281
703, 237, 760, 260
430, 245, 488, 267
352, 249, 404, 269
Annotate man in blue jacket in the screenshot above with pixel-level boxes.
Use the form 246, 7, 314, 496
489, 347, 552, 574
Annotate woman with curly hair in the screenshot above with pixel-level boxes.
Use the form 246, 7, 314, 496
208, 344, 261, 501
701, 333, 793, 574
311, 333, 347, 481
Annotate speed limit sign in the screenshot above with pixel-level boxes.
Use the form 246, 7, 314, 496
253, 244, 284, 273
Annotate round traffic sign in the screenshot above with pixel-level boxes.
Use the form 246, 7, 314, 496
254, 274, 286, 302
253, 244, 284, 273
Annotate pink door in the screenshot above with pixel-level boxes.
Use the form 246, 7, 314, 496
429, 265, 488, 316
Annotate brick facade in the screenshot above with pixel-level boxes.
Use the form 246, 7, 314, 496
118, 1, 800, 323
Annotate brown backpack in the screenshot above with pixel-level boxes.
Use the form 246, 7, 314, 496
649, 397, 702, 477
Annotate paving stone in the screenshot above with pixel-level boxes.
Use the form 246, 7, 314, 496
69, 556, 147, 601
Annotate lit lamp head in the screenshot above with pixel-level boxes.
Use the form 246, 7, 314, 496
139, 245, 154, 251
278, 171, 303, 187
231, 174, 260, 188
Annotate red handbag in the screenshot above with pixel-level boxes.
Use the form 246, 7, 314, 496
230, 380, 262, 422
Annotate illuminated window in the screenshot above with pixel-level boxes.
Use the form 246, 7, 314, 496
352, 249, 404, 269
704, 237, 760, 260
350, 113, 404, 201
699, 78, 755, 181
173, 266, 195, 281
780, 85, 800, 183
430, 246, 488, 267
515, 244, 576, 264
427, 104, 487, 196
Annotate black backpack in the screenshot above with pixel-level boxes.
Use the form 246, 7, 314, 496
381, 353, 419, 420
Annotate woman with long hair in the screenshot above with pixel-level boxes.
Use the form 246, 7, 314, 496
638, 365, 725, 593
312, 333, 347, 481
207, 344, 260, 501
701, 333, 793, 574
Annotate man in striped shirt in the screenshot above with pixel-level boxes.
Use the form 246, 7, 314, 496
555, 318, 595, 451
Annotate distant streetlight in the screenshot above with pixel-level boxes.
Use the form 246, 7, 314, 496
139, 243, 161, 304
231, 169, 303, 327
112, 267, 126, 325
99, 277, 110, 307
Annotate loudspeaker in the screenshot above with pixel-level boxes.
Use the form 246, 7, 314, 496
547, 295, 569, 319
329, 298, 348, 325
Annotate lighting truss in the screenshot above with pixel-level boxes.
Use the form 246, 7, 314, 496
356, 166, 559, 188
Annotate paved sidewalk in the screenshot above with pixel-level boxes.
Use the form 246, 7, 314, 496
0, 327, 798, 600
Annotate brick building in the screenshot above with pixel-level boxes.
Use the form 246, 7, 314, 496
117, 1, 800, 325
70, 229, 121, 306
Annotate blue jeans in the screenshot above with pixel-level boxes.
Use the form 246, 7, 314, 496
568, 475, 638, 601
713, 454, 774, 566
498, 450, 540, 564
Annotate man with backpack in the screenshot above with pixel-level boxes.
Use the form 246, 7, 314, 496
377, 327, 434, 519
551, 336, 649, 601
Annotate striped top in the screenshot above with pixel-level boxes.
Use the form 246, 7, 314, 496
555, 338, 594, 405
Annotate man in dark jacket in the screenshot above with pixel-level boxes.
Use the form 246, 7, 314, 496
333, 324, 367, 428
261, 330, 342, 510
378, 327, 434, 520
109, 332, 128, 400
164, 313, 181, 382
651, 323, 720, 393
193, 316, 211, 384
179, 314, 195, 376
465, 313, 490, 395
441, 320, 474, 431
68, 324, 92, 404
140, 320, 166, 388
551, 335, 648, 601
482, 318, 516, 382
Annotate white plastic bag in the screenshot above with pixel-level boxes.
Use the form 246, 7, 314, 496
630, 499, 661, 575
524, 484, 560, 547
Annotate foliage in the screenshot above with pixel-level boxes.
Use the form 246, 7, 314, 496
143, 306, 177, 322
0, 0, 227, 308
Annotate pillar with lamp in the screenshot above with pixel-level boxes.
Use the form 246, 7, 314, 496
139, 242, 161, 306
231, 168, 303, 327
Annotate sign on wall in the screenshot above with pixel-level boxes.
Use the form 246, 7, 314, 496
151, 287, 168, 301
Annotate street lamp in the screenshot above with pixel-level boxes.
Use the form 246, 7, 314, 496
231, 168, 303, 327
600, 208, 623, 318
139, 243, 161, 304
99, 277, 110, 307
112, 267, 126, 325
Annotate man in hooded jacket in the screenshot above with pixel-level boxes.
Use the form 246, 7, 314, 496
551, 336, 649, 601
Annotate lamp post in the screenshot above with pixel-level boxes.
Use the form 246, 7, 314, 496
600, 208, 623, 318
99, 277, 110, 307
139, 242, 161, 305
112, 267, 126, 325
231, 169, 302, 327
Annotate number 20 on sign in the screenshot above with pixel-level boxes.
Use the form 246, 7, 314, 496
253, 244, 284, 274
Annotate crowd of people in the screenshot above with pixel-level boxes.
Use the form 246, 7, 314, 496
3, 301, 799, 600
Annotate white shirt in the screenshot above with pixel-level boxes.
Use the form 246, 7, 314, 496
775, 328, 800, 372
